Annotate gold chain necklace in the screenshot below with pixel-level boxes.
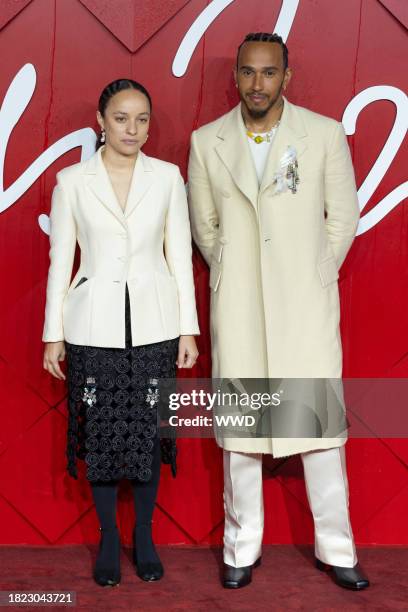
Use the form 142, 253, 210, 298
246, 120, 280, 144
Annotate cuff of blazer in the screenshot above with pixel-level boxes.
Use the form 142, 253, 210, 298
42, 311, 65, 343
42, 331, 64, 343
179, 323, 200, 336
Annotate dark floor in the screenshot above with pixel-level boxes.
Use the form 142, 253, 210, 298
0, 545, 406, 611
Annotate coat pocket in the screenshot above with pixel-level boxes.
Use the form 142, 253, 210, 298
212, 243, 223, 263
209, 262, 221, 292
74, 276, 88, 289
211, 236, 228, 264
63, 277, 94, 341
317, 257, 339, 287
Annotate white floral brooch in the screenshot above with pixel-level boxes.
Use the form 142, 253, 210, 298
273, 146, 300, 194
82, 377, 97, 406
146, 378, 160, 407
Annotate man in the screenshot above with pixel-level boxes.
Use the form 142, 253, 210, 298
188, 33, 370, 590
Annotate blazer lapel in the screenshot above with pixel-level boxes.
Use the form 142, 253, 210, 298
215, 104, 259, 211
260, 97, 308, 194
124, 152, 154, 219
85, 146, 126, 227
85, 147, 153, 227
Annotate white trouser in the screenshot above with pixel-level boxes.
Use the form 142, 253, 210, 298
223, 446, 357, 568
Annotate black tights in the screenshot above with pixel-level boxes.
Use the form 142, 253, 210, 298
90, 437, 161, 530
90, 438, 161, 565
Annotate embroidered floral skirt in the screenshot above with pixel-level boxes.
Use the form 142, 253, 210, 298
64, 285, 179, 483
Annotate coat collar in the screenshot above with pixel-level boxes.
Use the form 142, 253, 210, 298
84, 146, 154, 227
215, 97, 308, 211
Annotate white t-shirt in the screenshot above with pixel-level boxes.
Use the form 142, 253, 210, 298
247, 127, 278, 184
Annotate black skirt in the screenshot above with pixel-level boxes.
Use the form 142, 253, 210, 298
65, 284, 179, 483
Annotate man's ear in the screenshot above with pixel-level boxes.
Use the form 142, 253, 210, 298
283, 67, 293, 91
233, 66, 238, 87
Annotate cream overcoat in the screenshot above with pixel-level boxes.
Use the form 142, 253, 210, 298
187, 98, 360, 457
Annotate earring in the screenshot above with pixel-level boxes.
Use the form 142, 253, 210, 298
100, 130, 105, 143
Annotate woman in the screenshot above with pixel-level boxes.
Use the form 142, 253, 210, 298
42, 79, 199, 587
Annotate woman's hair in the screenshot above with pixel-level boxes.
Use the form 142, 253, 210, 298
96, 78, 152, 150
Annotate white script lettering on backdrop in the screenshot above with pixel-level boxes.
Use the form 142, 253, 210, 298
342, 86, 408, 235
172, 0, 300, 77
0, 0, 406, 236
0, 64, 96, 235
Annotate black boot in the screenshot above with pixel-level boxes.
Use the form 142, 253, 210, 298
131, 436, 163, 581
90, 481, 120, 587
133, 522, 163, 581
223, 557, 262, 589
316, 558, 370, 590
93, 526, 121, 587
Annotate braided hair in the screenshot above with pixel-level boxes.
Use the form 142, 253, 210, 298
237, 33, 289, 70
96, 79, 152, 150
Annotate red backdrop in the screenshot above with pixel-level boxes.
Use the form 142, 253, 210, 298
0, 0, 407, 547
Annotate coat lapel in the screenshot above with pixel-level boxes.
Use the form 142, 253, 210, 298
214, 98, 309, 208
124, 152, 154, 219
85, 146, 125, 227
215, 105, 259, 211
260, 97, 308, 194
85, 147, 153, 227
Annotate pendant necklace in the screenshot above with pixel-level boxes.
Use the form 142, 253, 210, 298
246, 120, 281, 144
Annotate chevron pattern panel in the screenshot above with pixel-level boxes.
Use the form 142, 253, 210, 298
0, 0, 406, 546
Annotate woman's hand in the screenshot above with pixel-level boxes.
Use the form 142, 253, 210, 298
43, 341, 66, 380
176, 335, 199, 369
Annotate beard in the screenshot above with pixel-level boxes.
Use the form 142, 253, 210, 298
245, 98, 275, 119
240, 79, 284, 120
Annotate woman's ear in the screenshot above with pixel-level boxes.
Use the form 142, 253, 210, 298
96, 110, 104, 131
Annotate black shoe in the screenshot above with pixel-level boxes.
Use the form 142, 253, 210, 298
316, 558, 370, 590
93, 526, 121, 587
133, 523, 164, 581
223, 557, 262, 589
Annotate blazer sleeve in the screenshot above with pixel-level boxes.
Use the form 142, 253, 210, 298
187, 130, 219, 267
164, 168, 200, 336
42, 173, 77, 342
324, 122, 360, 268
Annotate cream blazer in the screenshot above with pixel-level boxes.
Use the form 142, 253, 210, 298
43, 146, 200, 347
